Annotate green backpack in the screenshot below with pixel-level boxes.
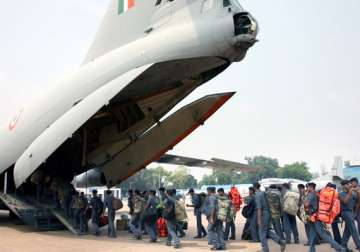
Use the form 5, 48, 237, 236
175, 200, 188, 221
265, 189, 282, 220
227, 203, 237, 222
217, 196, 231, 222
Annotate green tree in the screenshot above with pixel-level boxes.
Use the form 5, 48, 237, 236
276, 162, 312, 181
199, 168, 243, 186
241, 156, 280, 182
119, 166, 171, 192
169, 166, 198, 188
199, 174, 217, 187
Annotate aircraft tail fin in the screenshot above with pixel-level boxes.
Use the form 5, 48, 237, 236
83, 0, 156, 64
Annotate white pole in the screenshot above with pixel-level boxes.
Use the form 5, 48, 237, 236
4, 172, 8, 194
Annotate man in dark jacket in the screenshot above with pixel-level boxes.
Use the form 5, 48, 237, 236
163, 189, 181, 249
104, 190, 117, 238
90, 190, 103, 236
187, 188, 207, 239
254, 182, 286, 252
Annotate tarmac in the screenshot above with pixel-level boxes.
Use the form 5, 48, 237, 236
0, 209, 355, 252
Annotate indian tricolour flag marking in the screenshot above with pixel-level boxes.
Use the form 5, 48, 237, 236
118, 0, 135, 15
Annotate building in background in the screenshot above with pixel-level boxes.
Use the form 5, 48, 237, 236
343, 160, 360, 180
331, 156, 344, 178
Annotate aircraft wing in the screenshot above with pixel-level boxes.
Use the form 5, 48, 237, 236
13, 64, 153, 188
156, 154, 258, 173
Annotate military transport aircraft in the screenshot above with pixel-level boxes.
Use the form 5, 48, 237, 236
0, 0, 258, 231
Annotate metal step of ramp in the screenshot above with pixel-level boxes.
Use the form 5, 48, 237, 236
0, 193, 34, 218
50, 209, 80, 235
0, 193, 76, 232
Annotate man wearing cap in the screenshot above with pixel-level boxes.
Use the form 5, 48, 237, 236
253, 182, 286, 252
327, 183, 342, 244
203, 187, 225, 250
90, 189, 103, 236
186, 188, 207, 239
340, 180, 360, 250
306, 182, 345, 252
350, 177, 360, 233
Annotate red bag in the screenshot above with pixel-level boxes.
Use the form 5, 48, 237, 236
157, 217, 168, 237
229, 186, 242, 212
100, 215, 109, 227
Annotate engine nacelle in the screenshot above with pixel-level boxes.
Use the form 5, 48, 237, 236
73, 169, 107, 188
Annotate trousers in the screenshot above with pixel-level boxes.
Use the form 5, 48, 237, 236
167, 220, 180, 246
224, 219, 236, 240
107, 210, 116, 238
195, 212, 207, 237
258, 210, 283, 252
144, 219, 158, 241
272, 218, 285, 240
208, 219, 225, 249
308, 221, 343, 252
341, 210, 360, 249
283, 212, 299, 243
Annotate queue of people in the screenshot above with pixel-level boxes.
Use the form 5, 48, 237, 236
46, 177, 360, 252
239, 178, 360, 252
123, 186, 242, 250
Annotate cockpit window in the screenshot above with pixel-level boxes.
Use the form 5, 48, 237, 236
223, 0, 231, 7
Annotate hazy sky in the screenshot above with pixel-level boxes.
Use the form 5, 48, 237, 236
1, 0, 359, 179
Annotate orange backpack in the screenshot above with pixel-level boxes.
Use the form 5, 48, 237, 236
316, 187, 340, 224
229, 187, 242, 212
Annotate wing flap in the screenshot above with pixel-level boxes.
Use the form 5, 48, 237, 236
157, 154, 258, 173
13, 64, 153, 188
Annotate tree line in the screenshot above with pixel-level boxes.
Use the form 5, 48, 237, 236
119, 156, 313, 191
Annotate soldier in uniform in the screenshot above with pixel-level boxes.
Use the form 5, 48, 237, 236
350, 177, 360, 233
187, 188, 207, 239
203, 187, 225, 251
79, 191, 88, 233
104, 190, 117, 238
253, 182, 286, 252
282, 183, 299, 244
90, 190, 103, 236
164, 189, 181, 249
143, 190, 160, 242
340, 180, 360, 250
306, 182, 345, 252
129, 190, 145, 239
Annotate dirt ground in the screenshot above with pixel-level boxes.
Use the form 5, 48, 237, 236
0, 209, 354, 252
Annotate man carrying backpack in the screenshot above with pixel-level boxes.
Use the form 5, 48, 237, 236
225, 186, 242, 240
143, 190, 160, 242
350, 177, 360, 233
340, 180, 360, 251
242, 186, 259, 242
213, 188, 227, 250
306, 182, 346, 252
163, 189, 181, 249
203, 187, 225, 250
266, 185, 285, 241
104, 190, 117, 238
254, 182, 286, 252
90, 189, 103, 236
129, 190, 145, 239
186, 188, 207, 239
282, 183, 300, 244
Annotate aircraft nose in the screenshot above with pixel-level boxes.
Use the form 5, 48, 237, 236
231, 12, 259, 48
233, 12, 258, 37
